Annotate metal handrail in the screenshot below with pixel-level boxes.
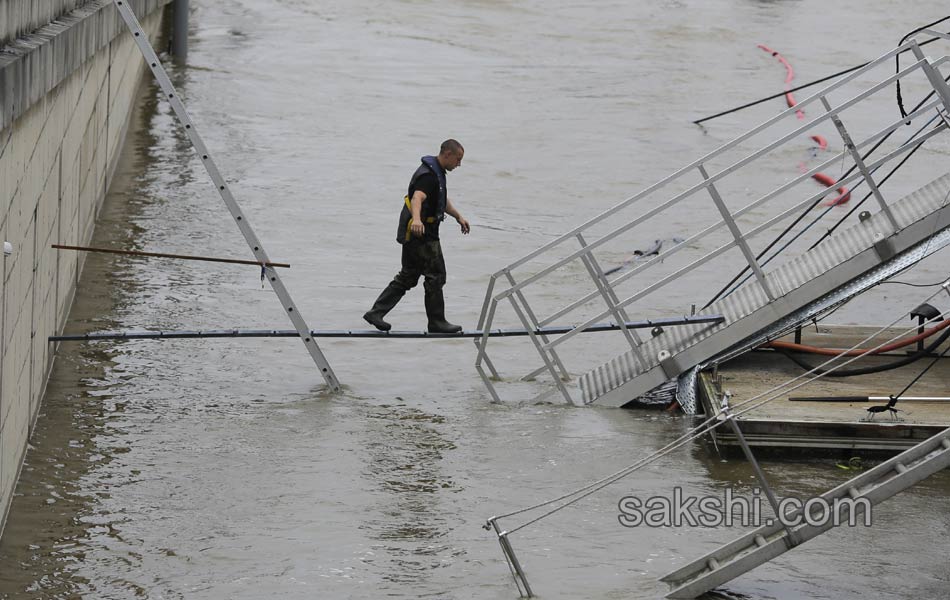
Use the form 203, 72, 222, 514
492, 56, 943, 304
474, 38, 950, 404
484, 41, 928, 280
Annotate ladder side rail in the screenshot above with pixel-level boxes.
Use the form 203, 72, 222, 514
664, 427, 950, 590
112, 0, 341, 390
541, 123, 949, 352
492, 66, 943, 307
489, 42, 926, 276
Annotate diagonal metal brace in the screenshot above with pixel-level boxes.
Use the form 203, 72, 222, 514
487, 517, 534, 597
112, 0, 340, 391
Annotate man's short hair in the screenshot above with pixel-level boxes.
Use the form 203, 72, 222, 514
440, 139, 464, 156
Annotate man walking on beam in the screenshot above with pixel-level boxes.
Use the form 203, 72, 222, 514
363, 139, 471, 333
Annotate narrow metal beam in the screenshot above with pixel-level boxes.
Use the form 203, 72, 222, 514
49, 315, 727, 342
112, 0, 341, 390
52, 244, 290, 268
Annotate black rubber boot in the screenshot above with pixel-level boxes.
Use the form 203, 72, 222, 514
363, 283, 406, 331
425, 288, 462, 334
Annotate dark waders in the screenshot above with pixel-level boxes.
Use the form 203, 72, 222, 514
363, 239, 462, 333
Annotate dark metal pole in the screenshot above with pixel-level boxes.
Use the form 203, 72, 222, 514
172, 0, 189, 61
52, 244, 290, 268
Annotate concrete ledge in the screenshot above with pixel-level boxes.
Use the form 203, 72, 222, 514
0, 0, 172, 132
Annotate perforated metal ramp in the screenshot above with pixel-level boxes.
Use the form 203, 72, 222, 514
582, 173, 950, 406
660, 426, 950, 598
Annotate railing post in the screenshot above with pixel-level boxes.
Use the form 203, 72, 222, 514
506, 293, 575, 405
474, 274, 501, 379
818, 96, 900, 232
697, 164, 776, 301
504, 272, 572, 383
911, 40, 950, 114
576, 233, 648, 371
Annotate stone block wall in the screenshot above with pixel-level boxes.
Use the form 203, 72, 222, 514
0, 0, 171, 536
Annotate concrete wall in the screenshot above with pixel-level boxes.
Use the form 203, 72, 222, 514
0, 0, 171, 536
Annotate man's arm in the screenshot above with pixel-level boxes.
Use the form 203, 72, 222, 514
445, 198, 470, 234
410, 190, 426, 238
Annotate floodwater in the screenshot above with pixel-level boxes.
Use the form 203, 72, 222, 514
2, 0, 950, 598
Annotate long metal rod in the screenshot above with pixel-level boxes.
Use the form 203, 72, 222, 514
113, 0, 341, 390
52, 244, 291, 268
49, 315, 726, 342
489, 518, 533, 597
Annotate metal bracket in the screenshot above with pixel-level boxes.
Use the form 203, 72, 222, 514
657, 349, 681, 379
858, 210, 897, 261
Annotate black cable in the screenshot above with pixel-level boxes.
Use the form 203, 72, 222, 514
693, 35, 943, 125
776, 325, 950, 377
877, 279, 949, 288
891, 341, 950, 400
693, 64, 868, 125
705, 76, 948, 310
896, 16, 950, 118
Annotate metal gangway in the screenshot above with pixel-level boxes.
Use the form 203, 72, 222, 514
661, 422, 950, 598
474, 34, 950, 408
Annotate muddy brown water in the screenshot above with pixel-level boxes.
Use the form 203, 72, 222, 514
1, 1, 949, 598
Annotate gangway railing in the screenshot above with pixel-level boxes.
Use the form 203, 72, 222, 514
474, 36, 950, 406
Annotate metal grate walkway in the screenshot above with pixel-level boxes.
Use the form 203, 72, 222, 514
660, 425, 950, 598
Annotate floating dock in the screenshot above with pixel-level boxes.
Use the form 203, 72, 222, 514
699, 324, 950, 455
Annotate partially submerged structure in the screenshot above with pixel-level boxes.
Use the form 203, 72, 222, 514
479, 32, 950, 599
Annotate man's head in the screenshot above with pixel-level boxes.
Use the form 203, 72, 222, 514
437, 139, 464, 171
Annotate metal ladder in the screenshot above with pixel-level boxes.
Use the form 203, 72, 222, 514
660, 425, 950, 598
112, 0, 341, 390
474, 37, 950, 407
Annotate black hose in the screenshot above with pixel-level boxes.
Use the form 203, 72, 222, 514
776, 325, 950, 377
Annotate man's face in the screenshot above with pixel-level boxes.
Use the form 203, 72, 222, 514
443, 150, 464, 171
